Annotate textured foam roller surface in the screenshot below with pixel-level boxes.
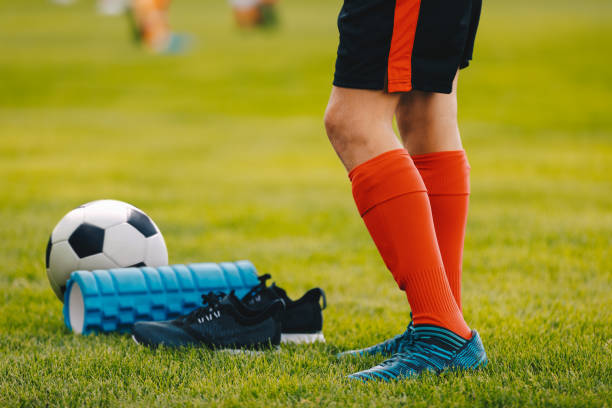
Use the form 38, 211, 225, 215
63, 261, 260, 334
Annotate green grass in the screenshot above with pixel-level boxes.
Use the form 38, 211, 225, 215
0, 0, 611, 406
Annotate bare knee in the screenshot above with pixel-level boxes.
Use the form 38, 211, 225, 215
324, 99, 383, 169
324, 87, 402, 171
324, 100, 357, 153
323, 101, 344, 146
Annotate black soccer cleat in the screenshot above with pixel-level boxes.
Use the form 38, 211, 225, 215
241, 274, 326, 344
132, 292, 284, 351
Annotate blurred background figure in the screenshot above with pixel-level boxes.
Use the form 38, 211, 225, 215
230, 0, 279, 28
51, 0, 128, 14
97, 0, 129, 15
128, 0, 188, 54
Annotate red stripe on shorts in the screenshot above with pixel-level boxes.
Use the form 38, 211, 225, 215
387, 0, 422, 93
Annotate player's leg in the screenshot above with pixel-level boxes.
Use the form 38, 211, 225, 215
230, 0, 279, 28
130, 0, 186, 53
326, 90, 470, 332
230, 0, 261, 27
327, 0, 470, 343
131, 0, 168, 50
396, 73, 471, 311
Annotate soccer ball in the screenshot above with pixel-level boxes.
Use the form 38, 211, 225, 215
45, 200, 168, 301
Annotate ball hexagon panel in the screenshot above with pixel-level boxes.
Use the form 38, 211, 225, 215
68, 223, 105, 258
45, 236, 52, 269
103, 223, 147, 266
78, 252, 118, 271
83, 202, 128, 229
51, 207, 85, 244
145, 234, 169, 266
127, 209, 158, 238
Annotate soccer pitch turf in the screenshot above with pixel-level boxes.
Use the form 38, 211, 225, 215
0, 0, 611, 406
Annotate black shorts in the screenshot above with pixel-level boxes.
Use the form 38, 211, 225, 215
333, 0, 482, 94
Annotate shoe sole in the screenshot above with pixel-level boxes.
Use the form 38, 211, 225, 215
281, 332, 325, 344
132, 334, 279, 354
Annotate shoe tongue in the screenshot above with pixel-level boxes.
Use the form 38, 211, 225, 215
222, 291, 245, 309
225, 291, 238, 303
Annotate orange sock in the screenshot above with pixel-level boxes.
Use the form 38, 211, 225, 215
412, 150, 470, 311
349, 149, 471, 339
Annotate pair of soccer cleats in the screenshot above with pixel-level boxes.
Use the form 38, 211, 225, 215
132, 274, 326, 350
338, 317, 488, 382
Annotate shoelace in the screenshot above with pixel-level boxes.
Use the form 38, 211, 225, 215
180, 292, 225, 323
384, 324, 414, 353
201, 292, 224, 308
241, 274, 272, 304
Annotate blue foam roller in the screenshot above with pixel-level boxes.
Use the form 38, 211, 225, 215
63, 261, 260, 335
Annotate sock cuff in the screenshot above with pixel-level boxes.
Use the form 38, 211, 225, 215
350, 149, 426, 216
411, 150, 470, 196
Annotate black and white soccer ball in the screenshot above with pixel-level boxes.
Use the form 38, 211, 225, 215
45, 200, 168, 301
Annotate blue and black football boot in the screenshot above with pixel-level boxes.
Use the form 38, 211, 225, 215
337, 315, 414, 358
132, 292, 284, 351
241, 274, 327, 343
348, 325, 488, 382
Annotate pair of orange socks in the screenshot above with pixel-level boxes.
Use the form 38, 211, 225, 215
349, 149, 471, 339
